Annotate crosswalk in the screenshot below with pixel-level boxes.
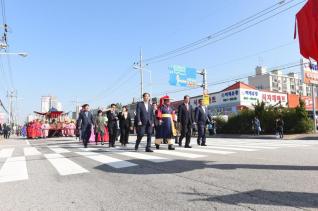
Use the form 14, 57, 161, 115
0, 139, 317, 184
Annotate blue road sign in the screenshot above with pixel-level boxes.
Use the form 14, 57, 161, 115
169, 65, 197, 87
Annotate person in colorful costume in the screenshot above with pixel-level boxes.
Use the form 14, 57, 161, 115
155, 96, 176, 150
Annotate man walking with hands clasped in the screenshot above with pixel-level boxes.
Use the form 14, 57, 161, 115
178, 95, 194, 148
135, 93, 154, 152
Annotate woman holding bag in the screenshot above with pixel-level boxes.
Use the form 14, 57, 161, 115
95, 110, 108, 145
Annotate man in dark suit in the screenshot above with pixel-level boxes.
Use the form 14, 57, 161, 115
76, 104, 94, 148
195, 99, 209, 146
107, 104, 119, 147
135, 92, 154, 152
178, 95, 194, 148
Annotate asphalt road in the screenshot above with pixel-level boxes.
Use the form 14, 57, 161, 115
0, 136, 317, 211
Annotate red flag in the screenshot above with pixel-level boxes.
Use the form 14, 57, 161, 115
295, 0, 318, 61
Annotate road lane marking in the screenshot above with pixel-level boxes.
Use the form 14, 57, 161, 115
25, 140, 30, 145
154, 150, 206, 159
48, 147, 71, 154
24, 147, 41, 156
207, 144, 278, 149
0, 156, 28, 183
0, 148, 14, 158
75, 151, 137, 169
44, 153, 88, 176
178, 147, 235, 155
118, 151, 171, 163
205, 146, 258, 151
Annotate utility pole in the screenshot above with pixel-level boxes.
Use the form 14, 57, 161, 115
198, 69, 209, 105
133, 49, 147, 100
140, 49, 143, 100
7, 90, 17, 126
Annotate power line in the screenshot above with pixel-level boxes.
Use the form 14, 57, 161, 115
144, 0, 289, 62
144, 0, 305, 64
152, 61, 305, 96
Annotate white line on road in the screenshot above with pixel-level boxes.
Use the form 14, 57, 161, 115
205, 146, 259, 151
25, 140, 30, 145
118, 151, 171, 163
44, 153, 89, 176
76, 151, 137, 168
0, 156, 28, 183
154, 150, 206, 159
24, 147, 41, 156
0, 148, 14, 158
207, 144, 278, 149
48, 147, 71, 154
178, 147, 235, 155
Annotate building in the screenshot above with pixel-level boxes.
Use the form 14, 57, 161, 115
248, 66, 311, 96
205, 82, 288, 115
41, 96, 63, 112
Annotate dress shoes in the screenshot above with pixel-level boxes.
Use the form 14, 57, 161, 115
201, 143, 207, 146
184, 145, 192, 148
145, 148, 153, 152
168, 145, 175, 150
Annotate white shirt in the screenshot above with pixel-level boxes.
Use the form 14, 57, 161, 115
201, 106, 206, 113
144, 101, 149, 112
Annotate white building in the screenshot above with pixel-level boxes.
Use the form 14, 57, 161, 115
248, 66, 311, 96
41, 96, 63, 112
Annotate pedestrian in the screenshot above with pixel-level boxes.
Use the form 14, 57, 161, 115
3, 123, 11, 139
95, 110, 108, 145
119, 106, 132, 146
154, 95, 176, 150
21, 124, 27, 138
178, 95, 194, 148
107, 104, 119, 148
253, 117, 261, 136
135, 92, 154, 152
195, 99, 209, 146
276, 116, 284, 139
76, 104, 94, 148
0, 123, 3, 139
41, 121, 50, 139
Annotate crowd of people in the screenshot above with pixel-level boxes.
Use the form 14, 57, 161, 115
76, 93, 215, 151
25, 119, 77, 139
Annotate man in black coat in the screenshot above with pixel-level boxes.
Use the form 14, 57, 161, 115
195, 99, 209, 146
178, 95, 194, 148
76, 104, 94, 148
135, 93, 154, 152
107, 104, 119, 148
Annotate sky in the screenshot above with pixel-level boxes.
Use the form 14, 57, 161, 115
0, 0, 306, 122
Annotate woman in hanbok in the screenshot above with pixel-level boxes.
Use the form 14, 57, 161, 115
94, 110, 108, 145
155, 96, 176, 150
68, 120, 76, 137
41, 121, 50, 139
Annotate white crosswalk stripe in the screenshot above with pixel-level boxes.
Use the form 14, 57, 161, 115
118, 151, 171, 163
44, 153, 89, 176
0, 148, 14, 158
0, 156, 28, 183
205, 146, 258, 151
178, 147, 235, 155
207, 144, 278, 149
75, 151, 137, 169
48, 147, 71, 154
24, 147, 41, 156
154, 150, 206, 159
